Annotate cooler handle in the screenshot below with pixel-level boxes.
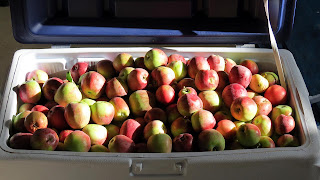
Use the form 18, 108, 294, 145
130, 159, 187, 176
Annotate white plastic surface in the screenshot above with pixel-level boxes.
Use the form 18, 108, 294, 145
0, 47, 319, 180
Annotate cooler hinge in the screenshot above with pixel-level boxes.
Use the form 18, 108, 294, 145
236, 44, 256, 48
51, 45, 71, 49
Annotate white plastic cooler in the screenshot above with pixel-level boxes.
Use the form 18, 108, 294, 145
1, 0, 320, 179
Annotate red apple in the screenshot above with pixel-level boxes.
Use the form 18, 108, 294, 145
64, 102, 91, 129
42, 77, 64, 101
127, 68, 149, 91
191, 109, 216, 132
156, 85, 175, 105
19, 80, 42, 104
59, 130, 74, 142
178, 87, 197, 98
171, 117, 192, 137
108, 135, 135, 153
216, 71, 229, 92
216, 120, 236, 140
230, 97, 258, 122
207, 55, 225, 72
9, 133, 33, 149
129, 90, 156, 117
264, 85, 288, 106
81, 71, 106, 99
222, 83, 248, 108
195, 70, 219, 91
134, 57, 147, 69
173, 133, 193, 152
274, 115, 295, 135
31, 105, 49, 115
96, 59, 116, 80
144, 108, 167, 124
229, 65, 252, 88
109, 97, 130, 122
177, 94, 203, 117
44, 101, 58, 110
26, 69, 49, 82
70, 62, 89, 83
277, 134, 299, 147
30, 128, 59, 151
168, 54, 186, 64
224, 58, 237, 74
120, 119, 143, 142
240, 60, 259, 75
151, 66, 175, 87
47, 105, 70, 130
105, 77, 128, 99
24, 111, 48, 133
187, 56, 210, 79
177, 78, 196, 90
113, 53, 134, 72
252, 96, 272, 116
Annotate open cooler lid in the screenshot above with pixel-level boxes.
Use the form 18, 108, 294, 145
10, 0, 296, 45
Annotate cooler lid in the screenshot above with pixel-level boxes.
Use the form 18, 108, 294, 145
10, 0, 296, 45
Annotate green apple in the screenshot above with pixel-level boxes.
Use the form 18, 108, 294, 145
118, 67, 135, 82
147, 133, 172, 153
64, 102, 91, 129
54, 82, 82, 107
82, 124, 108, 145
90, 144, 109, 152
64, 130, 91, 152
252, 115, 273, 136
144, 48, 168, 71
199, 90, 222, 114
198, 129, 225, 151
113, 53, 134, 72
271, 105, 293, 121
90, 101, 115, 125
236, 124, 261, 147
167, 61, 187, 81
80, 98, 96, 106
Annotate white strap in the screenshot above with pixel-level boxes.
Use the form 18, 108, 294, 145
263, 0, 287, 91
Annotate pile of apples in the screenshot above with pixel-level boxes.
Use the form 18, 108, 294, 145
9, 48, 299, 153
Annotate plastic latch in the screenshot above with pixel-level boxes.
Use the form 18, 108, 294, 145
130, 159, 187, 176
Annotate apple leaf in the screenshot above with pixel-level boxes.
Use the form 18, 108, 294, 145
66, 71, 74, 83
